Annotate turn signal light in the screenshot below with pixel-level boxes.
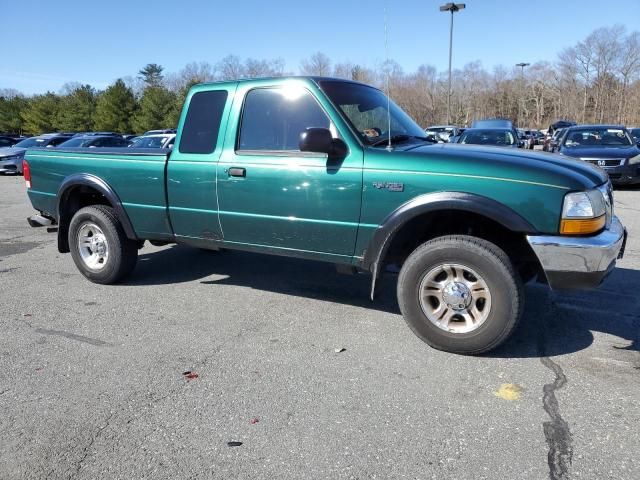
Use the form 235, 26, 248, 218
23, 160, 31, 189
560, 215, 605, 235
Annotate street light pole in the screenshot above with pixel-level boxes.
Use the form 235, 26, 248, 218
440, 3, 465, 125
515, 62, 530, 127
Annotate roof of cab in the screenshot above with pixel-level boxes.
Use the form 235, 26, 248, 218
191, 76, 372, 90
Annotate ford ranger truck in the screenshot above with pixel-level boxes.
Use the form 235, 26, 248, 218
23, 77, 627, 354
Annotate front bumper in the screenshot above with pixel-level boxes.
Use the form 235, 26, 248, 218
604, 163, 640, 185
579, 159, 640, 185
526, 216, 627, 289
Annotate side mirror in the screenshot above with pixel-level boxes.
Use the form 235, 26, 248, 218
299, 128, 347, 160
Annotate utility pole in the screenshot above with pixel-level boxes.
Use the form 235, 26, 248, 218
440, 3, 465, 125
516, 62, 530, 127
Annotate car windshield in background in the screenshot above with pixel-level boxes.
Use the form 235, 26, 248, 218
130, 136, 168, 148
58, 138, 91, 148
458, 129, 516, 146
319, 81, 426, 145
563, 128, 633, 147
14, 137, 48, 148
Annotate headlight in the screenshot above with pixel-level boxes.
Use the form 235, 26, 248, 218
629, 154, 640, 165
560, 189, 606, 235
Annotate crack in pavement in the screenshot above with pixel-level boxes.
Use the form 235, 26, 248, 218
538, 296, 573, 480
71, 410, 116, 479
67, 346, 223, 477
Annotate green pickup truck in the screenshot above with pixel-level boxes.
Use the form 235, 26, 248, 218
24, 77, 627, 354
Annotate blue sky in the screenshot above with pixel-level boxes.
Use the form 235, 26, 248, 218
3, 0, 639, 94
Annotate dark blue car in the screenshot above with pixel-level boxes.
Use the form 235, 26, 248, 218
556, 125, 640, 186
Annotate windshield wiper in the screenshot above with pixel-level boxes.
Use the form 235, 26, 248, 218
371, 135, 433, 147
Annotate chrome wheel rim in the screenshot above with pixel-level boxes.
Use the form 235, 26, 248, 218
77, 222, 109, 271
419, 263, 492, 334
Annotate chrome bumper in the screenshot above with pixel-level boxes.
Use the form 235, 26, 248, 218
526, 216, 627, 289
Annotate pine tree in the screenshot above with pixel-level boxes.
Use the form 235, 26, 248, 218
21, 93, 60, 134
164, 80, 198, 129
57, 85, 96, 132
93, 79, 137, 133
138, 64, 164, 87
133, 86, 176, 133
0, 95, 28, 134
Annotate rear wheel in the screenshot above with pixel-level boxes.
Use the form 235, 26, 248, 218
397, 235, 523, 355
68, 205, 138, 284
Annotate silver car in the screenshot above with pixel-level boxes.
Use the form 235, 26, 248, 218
0, 134, 72, 174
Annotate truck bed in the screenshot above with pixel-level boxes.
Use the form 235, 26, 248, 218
25, 147, 172, 239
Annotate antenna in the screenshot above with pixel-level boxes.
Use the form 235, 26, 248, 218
384, 1, 392, 151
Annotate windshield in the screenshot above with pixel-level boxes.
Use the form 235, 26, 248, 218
563, 128, 633, 147
59, 138, 92, 148
458, 129, 516, 146
14, 137, 49, 148
131, 136, 169, 148
319, 81, 426, 146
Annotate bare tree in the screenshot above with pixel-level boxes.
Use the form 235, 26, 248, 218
300, 52, 332, 76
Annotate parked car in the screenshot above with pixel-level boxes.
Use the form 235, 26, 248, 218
547, 120, 576, 135
471, 119, 513, 129
544, 128, 566, 152
24, 76, 626, 355
555, 125, 640, 185
58, 135, 131, 148
473, 119, 521, 146
129, 133, 176, 149
531, 130, 545, 145
71, 131, 120, 138
143, 129, 176, 135
0, 136, 20, 148
456, 128, 520, 148
424, 125, 460, 143
0, 134, 72, 174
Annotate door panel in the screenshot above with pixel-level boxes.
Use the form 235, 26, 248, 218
167, 86, 236, 240
217, 83, 363, 257
217, 152, 362, 255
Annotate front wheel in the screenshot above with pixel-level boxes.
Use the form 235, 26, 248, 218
397, 235, 523, 355
68, 205, 138, 284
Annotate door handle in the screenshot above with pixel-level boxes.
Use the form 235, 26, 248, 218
228, 167, 246, 177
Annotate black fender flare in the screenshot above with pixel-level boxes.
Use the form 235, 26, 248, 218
56, 174, 138, 252
362, 191, 538, 300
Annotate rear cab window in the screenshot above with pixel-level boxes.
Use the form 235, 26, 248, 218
178, 90, 229, 154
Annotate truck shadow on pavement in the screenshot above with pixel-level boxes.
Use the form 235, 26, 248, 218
127, 245, 640, 359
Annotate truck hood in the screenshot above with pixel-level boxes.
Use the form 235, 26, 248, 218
558, 145, 640, 160
400, 143, 608, 189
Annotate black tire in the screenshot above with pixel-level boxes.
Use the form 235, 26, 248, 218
68, 205, 138, 284
397, 235, 523, 355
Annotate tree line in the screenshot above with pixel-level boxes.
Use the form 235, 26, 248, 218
1, 25, 638, 135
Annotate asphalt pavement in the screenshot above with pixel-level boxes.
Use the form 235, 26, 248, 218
1, 174, 639, 480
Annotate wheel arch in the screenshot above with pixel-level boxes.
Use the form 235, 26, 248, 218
362, 192, 540, 300
56, 174, 137, 253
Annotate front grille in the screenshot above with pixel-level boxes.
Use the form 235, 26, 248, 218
581, 158, 624, 167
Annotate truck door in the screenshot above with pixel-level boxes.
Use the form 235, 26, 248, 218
167, 85, 235, 241
217, 81, 363, 258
